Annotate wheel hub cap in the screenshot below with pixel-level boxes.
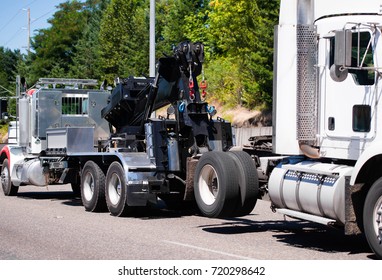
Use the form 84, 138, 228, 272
199, 164, 219, 205
83, 173, 95, 201
108, 173, 122, 205
1, 168, 8, 188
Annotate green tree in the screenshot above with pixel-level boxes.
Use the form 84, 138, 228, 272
243, 0, 279, 108
0, 48, 19, 79
11, 0, 280, 111
185, 0, 279, 109
0, 47, 22, 94
204, 0, 266, 108
0, 47, 23, 117
99, 0, 149, 82
29, 1, 88, 82
206, 56, 242, 106
156, 0, 207, 57
70, 0, 110, 80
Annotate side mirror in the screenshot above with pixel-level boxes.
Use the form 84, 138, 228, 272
334, 30, 352, 67
330, 30, 352, 82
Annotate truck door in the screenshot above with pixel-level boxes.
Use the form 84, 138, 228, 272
323, 28, 378, 158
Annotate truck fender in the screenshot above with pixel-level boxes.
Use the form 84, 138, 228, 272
350, 142, 382, 185
104, 152, 156, 207
0, 145, 26, 184
0, 145, 10, 164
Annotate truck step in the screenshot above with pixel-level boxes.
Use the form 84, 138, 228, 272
276, 208, 337, 226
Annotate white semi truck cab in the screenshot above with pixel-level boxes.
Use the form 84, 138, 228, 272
268, 0, 382, 258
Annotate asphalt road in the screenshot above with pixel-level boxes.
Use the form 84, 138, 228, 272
0, 184, 376, 260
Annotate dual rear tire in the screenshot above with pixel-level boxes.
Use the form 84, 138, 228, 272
81, 160, 132, 217
81, 150, 259, 219
81, 161, 107, 212
193, 151, 258, 218
105, 162, 133, 217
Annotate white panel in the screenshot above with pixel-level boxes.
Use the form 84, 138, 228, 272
274, 25, 300, 155
279, 0, 298, 25
315, 0, 382, 19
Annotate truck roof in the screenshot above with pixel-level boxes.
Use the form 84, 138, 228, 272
280, 0, 382, 25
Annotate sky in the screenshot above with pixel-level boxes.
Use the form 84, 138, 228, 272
0, 0, 83, 53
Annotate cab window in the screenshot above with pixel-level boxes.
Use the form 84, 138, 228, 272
330, 31, 374, 85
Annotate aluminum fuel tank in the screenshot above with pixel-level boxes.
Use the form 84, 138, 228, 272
268, 159, 353, 224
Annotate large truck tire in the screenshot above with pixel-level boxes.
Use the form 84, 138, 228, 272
194, 152, 239, 218
228, 151, 258, 216
81, 161, 106, 212
1, 159, 18, 196
105, 162, 131, 217
363, 178, 382, 259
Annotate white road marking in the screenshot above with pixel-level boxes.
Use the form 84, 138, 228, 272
163, 240, 254, 260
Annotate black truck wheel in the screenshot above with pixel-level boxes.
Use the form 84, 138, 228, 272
194, 152, 239, 218
105, 162, 131, 217
228, 151, 259, 216
363, 178, 382, 259
81, 161, 106, 212
1, 159, 18, 196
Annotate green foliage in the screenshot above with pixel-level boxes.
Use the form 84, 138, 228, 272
205, 57, 242, 107
3, 0, 280, 110
0, 47, 21, 94
29, 1, 88, 82
69, 0, 110, 80
99, 0, 149, 83
155, 1, 206, 56
0, 47, 22, 116
203, 0, 278, 109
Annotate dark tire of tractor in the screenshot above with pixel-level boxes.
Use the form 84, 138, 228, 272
81, 161, 107, 212
105, 161, 132, 217
194, 151, 240, 218
228, 151, 259, 216
1, 159, 18, 196
363, 178, 382, 259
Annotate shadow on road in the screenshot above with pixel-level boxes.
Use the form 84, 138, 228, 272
14, 189, 198, 219
13, 189, 375, 258
199, 215, 375, 259
16, 190, 83, 206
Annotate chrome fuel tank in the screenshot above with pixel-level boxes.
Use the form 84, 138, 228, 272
268, 160, 353, 224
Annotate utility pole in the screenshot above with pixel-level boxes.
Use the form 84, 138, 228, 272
27, 8, 31, 53
149, 0, 155, 77
22, 8, 31, 53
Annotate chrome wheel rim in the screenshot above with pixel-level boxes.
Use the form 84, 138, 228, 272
198, 164, 219, 206
373, 196, 382, 244
1, 166, 9, 190
83, 172, 95, 202
108, 173, 122, 206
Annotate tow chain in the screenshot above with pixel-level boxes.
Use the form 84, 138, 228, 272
200, 69, 208, 101
188, 63, 195, 101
